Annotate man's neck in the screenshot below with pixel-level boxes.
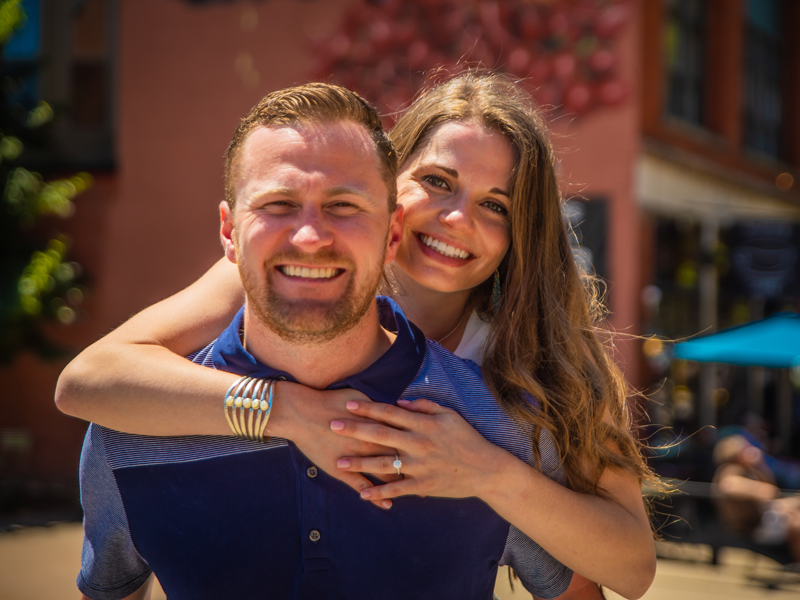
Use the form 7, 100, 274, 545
241, 300, 396, 389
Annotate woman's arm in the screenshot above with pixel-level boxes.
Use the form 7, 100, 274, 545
56, 258, 245, 435
331, 400, 656, 600
55, 258, 397, 504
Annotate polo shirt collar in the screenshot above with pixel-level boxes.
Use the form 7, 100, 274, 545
211, 296, 427, 404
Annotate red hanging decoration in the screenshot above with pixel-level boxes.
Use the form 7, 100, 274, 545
309, 0, 632, 123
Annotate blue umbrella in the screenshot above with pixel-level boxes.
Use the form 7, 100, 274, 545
674, 312, 800, 369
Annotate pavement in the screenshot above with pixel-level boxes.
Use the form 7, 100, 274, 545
2, 523, 800, 600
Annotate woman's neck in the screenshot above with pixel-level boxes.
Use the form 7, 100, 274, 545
382, 265, 472, 352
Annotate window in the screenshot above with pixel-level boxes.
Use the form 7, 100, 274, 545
4, 0, 116, 169
664, 0, 707, 126
743, 0, 783, 160
4, 0, 41, 112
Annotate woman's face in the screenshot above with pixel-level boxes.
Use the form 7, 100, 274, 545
393, 120, 515, 294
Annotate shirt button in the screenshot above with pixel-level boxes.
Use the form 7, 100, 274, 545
306, 466, 318, 479
309, 529, 321, 542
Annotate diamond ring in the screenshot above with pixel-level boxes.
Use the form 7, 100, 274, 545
393, 454, 402, 475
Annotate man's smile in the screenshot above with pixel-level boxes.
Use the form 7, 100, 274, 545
278, 265, 344, 279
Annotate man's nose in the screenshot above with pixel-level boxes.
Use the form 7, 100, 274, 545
290, 209, 334, 251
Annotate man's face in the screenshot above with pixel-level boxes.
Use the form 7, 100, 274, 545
221, 120, 402, 343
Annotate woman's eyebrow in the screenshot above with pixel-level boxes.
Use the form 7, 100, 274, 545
433, 164, 459, 178
430, 164, 510, 198
491, 187, 510, 198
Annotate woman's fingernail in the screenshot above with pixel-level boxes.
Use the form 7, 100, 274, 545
381, 500, 392, 509
397, 399, 411, 406
346, 401, 359, 410
361, 489, 371, 499
337, 459, 350, 468
330, 420, 344, 431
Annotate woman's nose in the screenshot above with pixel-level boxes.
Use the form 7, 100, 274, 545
438, 194, 472, 230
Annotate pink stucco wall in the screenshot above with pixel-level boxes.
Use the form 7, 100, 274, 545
551, 0, 643, 384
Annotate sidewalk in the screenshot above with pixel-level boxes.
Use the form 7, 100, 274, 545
2, 523, 800, 599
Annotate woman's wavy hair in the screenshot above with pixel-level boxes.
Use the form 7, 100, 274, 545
390, 69, 659, 498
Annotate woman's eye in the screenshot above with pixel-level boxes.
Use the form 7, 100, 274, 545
421, 175, 450, 190
483, 200, 508, 216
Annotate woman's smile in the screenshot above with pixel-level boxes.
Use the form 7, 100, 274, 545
416, 232, 472, 260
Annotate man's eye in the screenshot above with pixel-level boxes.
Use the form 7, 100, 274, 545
261, 201, 296, 213
483, 200, 508, 216
329, 202, 359, 213
421, 175, 450, 190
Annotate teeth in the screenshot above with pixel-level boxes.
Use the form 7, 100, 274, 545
280, 266, 339, 279
420, 235, 470, 259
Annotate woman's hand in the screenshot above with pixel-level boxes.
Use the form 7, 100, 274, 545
268, 383, 401, 508
330, 398, 509, 502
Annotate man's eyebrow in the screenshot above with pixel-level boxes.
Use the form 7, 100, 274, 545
432, 164, 510, 198
259, 187, 296, 198
326, 186, 370, 199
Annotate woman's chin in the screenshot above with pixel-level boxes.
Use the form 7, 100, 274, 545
410, 272, 477, 296
389, 257, 481, 296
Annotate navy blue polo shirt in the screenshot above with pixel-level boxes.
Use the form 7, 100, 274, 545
78, 297, 572, 600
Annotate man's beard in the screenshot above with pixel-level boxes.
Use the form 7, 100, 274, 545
237, 245, 385, 344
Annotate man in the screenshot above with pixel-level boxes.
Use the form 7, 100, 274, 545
77, 83, 574, 600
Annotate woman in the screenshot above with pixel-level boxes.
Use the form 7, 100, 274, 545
57, 71, 657, 599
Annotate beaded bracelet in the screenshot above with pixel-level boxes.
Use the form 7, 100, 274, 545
223, 376, 274, 442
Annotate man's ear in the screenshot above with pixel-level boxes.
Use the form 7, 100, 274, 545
384, 204, 404, 265
220, 201, 237, 264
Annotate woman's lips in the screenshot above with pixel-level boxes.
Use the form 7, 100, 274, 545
416, 233, 471, 259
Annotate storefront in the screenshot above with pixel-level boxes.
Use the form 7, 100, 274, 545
638, 152, 800, 473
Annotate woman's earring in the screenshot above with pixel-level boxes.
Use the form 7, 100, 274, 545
492, 269, 501, 313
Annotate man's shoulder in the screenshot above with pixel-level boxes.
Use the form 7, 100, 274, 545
405, 341, 534, 457
421, 339, 484, 378
92, 423, 288, 472
186, 339, 218, 368
408, 340, 489, 403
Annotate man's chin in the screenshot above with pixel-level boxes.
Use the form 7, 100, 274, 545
256, 300, 368, 343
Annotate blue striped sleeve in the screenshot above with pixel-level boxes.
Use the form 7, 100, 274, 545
78, 424, 152, 600
499, 426, 573, 598
500, 524, 573, 598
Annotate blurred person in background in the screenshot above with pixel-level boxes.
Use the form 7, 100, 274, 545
58, 71, 658, 599
712, 434, 800, 561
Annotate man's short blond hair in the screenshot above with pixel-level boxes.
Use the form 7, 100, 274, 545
225, 83, 397, 211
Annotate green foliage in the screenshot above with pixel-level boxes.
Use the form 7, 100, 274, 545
0, 1, 89, 363
0, 0, 23, 45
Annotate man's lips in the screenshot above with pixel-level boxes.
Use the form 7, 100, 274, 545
277, 265, 344, 279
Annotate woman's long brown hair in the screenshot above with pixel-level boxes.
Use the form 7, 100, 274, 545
390, 69, 660, 499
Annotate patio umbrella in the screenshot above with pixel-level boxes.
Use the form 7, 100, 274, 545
674, 312, 800, 451
674, 312, 800, 369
